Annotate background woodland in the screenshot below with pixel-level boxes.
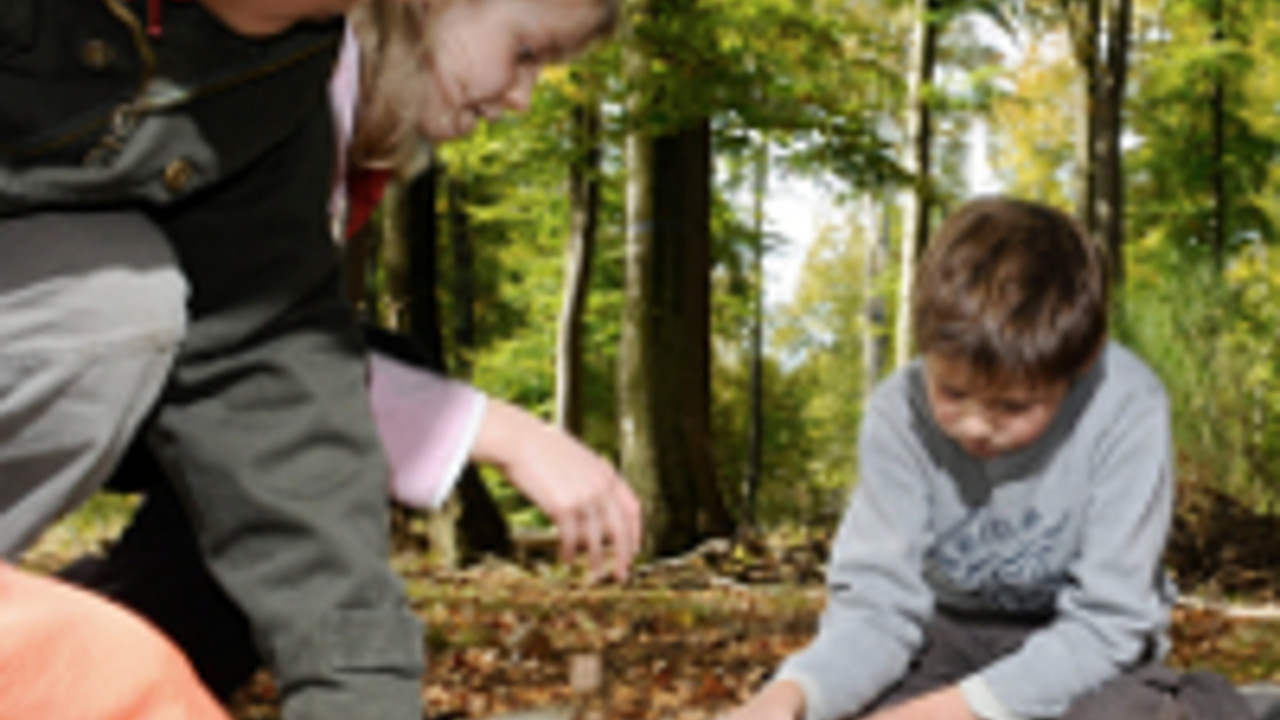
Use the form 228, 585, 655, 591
351, 0, 1280, 562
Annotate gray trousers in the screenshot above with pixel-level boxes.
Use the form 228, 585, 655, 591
857, 611, 1172, 720
0, 211, 186, 554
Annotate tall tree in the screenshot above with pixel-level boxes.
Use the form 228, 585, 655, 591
1095, 0, 1132, 285
894, 0, 940, 368
741, 130, 768, 533
861, 192, 891, 392
620, 0, 732, 556
1063, 0, 1132, 284
1209, 0, 1227, 269
446, 169, 477, 376
1062, 0, 1101, 233
555, 92, 602, 434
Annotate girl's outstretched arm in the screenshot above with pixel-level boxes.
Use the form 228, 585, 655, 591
471, 396, 643, 582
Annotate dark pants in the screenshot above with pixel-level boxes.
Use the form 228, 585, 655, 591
856, 611, 1177, 720
59, 325, 440, 702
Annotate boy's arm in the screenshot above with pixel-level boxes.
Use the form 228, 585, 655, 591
768, 386, 937, 720
962, 385, 1174, 720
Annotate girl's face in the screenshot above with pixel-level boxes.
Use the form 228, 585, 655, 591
417, 0, 606, 140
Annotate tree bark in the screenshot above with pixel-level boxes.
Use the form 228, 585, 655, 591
1095, 0, 1131, 286
1063, 0, 1101, 234
619, 94, 661, 551
406, 165, 444, 363
555, 96, 601, 435
446, 171, 477, 377
1210, 0, 1227, 269
894, 0, 939, 368
620, 2, 732, 555
742, 131, 768, 534
861, 191, 890, 393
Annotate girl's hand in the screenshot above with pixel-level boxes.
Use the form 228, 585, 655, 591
471, 399, 642, 582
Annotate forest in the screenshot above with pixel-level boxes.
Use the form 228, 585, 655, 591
349, 0, 1280, 558
34, 0, 1280, 717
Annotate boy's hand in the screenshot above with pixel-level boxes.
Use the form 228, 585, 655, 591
863, 686, 977, 720
717, 680, 806, 720
472, 399, 643, 582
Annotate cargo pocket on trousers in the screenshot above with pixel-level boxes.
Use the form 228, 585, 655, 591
327, 606, 426, 677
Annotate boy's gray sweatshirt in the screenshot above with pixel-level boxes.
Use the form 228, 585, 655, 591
775, 342, 1174, 720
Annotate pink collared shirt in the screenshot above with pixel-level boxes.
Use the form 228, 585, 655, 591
367, 353, 484, 509
330, 29, 482, 508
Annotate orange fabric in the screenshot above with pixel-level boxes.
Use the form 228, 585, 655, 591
0, 563, 231, 720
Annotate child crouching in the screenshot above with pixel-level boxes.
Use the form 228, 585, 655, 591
722, 197, 1177, 720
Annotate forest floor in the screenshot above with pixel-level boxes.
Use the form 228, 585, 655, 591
25, 479, 1280, 720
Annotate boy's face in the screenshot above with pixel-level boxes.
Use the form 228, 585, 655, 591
417, 0, 606, 141
923, 354, 1069, 459
198, 0, 359, 36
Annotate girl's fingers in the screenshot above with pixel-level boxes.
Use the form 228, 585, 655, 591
583, 503, 605, 581
558, 510, 582, 566
613, 477, 643, 559
603, 491, 634, 581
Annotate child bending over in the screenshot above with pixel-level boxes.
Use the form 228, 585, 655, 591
0, 0, 626, 717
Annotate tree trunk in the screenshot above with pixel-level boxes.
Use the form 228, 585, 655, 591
1210, 0, 1227, 269
666, 120, 733, 547
621, 120, 732, 557
1063, 0, 1101, 234
555, 96, 601, 435
1095, 0, 1130, 287
861, 191, 890, 393
742, 131, 768, 534
620, 4, 732, 555
619, 98, 661, 551
893, 0, 939, 368
406, 165, 444, 363
446, 171, 477, 377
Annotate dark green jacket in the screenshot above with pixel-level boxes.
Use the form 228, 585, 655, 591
0, 4, 425, 719
2, 0, 333, 207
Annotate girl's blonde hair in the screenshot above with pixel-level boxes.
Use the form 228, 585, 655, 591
348, 0, 430, 169
347, 0, 620, 169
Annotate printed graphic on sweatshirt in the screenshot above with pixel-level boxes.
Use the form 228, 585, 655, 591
925, 506, 1072, 613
